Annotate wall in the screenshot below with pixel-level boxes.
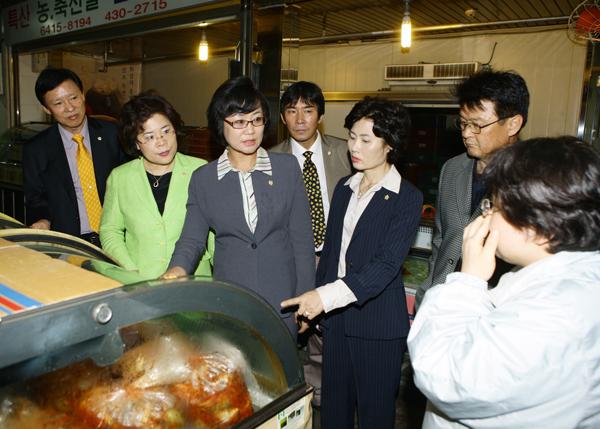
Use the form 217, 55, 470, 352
13, 29, 587, 138
19, 54, 48, 123
17, 53, 232, 128
299, 29, 587, 141
142, 56, 232, 128
19, 52, 143, 123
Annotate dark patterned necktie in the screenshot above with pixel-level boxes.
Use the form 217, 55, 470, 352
303, 151, 326, 248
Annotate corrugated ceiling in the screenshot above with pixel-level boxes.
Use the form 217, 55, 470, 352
59, 0, 580, 61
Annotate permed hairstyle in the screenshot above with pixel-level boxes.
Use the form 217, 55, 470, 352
344, 96, 411, 164
484, 136, 600, 253
117, 89, 185, 158
452, 68, 530, 130
206, 76, 271, 147
35, 67, 84, 107
279, 81, 325, 118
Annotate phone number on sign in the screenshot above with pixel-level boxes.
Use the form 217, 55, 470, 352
40, 17, 92, 36
105, 0, 167, 21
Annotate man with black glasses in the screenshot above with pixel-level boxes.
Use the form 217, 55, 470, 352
415, 69, 529, 310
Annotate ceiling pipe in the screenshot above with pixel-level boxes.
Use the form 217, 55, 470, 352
104, 47, 237, 66
290, 16, 569, 44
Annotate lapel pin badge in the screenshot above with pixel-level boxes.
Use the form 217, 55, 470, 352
182, 173, 187, 177
97, 136, 102, 140
328, 151, 332, 156
268, 180, 274, 186
384, 195, 389, 200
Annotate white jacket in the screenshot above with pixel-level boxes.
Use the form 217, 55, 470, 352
408, 251, 600, 428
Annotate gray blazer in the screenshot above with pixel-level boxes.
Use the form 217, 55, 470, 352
168, 152, 315, 322
415, 153, 487, 309
269, 133, 352, 203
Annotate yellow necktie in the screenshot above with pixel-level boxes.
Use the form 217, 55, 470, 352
73, 134, 102, 232
303, 151, 326, 248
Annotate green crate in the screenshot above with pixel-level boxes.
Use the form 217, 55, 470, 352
418, 169, 439, 187
404, 150, 437, 165
437, 155, 450, 168
423, 194, 437, 206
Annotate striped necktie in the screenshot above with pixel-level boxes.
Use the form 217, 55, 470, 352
73, 134, 102, 232
303, 151, 326, 248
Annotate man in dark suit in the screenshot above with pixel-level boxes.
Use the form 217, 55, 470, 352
415, 69, 530, 310
22, 67, 127, 246
270, 81, 352, 409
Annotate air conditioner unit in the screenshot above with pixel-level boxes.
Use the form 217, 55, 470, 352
281, 68, 299, 82
385, 62, 482, 85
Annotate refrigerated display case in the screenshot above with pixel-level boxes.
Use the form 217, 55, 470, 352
0, 237, 312, 428
0, 213, 24, 230
0, 123, 52, 224
0, 228, 122, 266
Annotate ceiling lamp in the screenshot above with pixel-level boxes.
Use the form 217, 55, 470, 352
199, 30, 208, 61
401, 0, 412, 48
465, 8, 477, 17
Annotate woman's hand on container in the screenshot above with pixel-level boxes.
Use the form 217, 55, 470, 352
159, 266, 186, 280
281, 291, 324, 334
30, 219, 51, 230
461, 213, 499, 281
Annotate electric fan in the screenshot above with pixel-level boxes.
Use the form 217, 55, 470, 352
569, 0, 600, 42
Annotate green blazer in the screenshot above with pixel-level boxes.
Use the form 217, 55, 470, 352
99, 153, 214, 278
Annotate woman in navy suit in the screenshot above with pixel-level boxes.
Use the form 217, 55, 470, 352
282, 97, 423, 428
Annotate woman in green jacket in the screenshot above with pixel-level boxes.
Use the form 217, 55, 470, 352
99, 90, 213, 278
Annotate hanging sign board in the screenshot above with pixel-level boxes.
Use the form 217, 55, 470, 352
3, 0, 219, 45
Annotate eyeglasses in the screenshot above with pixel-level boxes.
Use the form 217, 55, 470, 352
223, 115, 267, 129
137, 128, 176, 145
454, 117, 510, 134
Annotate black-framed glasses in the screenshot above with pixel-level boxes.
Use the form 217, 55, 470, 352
223, 115, 267, 129
454, 117, 510, 134
137, 128, 177, 145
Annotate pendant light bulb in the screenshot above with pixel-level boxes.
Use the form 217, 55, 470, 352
199, 30, 208, 61
401, 15, 411, 48
401, 0, 411, 48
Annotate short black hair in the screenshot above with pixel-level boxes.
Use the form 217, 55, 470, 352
452, 68, 530, 130
484, 136, 600, 253
207, 76, 271, 147
117, 89, 185, 158
344, 96, 410, 164
35, 67, 84, 107
280, 81, 325, 118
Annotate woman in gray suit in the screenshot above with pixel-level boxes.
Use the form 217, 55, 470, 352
162, 76, 315, 339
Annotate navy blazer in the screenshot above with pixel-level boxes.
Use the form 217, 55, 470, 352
317, 175, 423, 340
22, 117, 126, 235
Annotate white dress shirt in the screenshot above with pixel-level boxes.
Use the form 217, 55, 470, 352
217, 147, 272, 234
317, 165, 402, 313
291, 132, 330, 252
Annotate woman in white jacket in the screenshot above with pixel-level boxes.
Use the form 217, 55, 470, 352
408, 136, 600, 429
